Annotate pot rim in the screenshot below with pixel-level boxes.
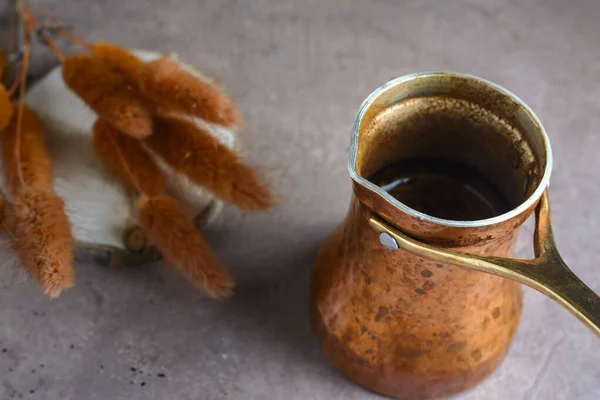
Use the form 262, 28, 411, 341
348, 71, 553, 228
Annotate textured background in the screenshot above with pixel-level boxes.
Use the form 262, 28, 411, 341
1, 0, 599, 399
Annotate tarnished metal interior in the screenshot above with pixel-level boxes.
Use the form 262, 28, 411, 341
355, 73, 548, 210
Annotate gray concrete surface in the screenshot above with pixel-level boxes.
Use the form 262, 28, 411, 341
1, 0, 600, 399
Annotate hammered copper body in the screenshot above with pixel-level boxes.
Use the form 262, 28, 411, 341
311, 72, 600, 399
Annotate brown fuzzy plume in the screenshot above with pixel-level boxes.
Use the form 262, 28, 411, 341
0, 84, 13, 131
139, 56, 241, 128
146, 115, 274, 211
2, 105, 53, 194
62, 54, 152, 138
92, 41, 146, 83
138, 195, 234, 299
92, 119, 163, 196
7, 186, 74, 298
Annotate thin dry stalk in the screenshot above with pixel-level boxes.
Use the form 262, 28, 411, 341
37, 7, 93, 51
138, 195, 234, 299
40, 33, 65, 62
24, 6, 65, 62
10, 22, 33, 186
55, 28, 93, 51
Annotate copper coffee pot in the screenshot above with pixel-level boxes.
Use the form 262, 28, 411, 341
311, 72, 600, 400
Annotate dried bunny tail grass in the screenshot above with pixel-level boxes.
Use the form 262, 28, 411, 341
0, 84, 14, 131
92, 41, 145, 84
7, 186, 74, 298
139, 56, 241, 128
2, 105, 53, 195
62, 54, 152, 138
92, 119, 164, 196
138, 195, 234, 299
147, 116, 275, 212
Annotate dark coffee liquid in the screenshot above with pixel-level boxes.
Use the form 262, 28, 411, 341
369, 158, 511, 221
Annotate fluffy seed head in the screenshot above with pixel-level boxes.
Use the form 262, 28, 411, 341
146, 115, 274, 211
62, 54, 152, 138
138, 195, 234, 299
7, 187, 74, 298
139, 56, 241, 128
92, 41, 145, 85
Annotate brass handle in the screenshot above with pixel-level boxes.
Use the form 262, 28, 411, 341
369, 190, 600, 338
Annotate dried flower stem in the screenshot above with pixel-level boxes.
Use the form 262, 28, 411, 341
40, 33, 65, 62
56, 28, 93, 51
5, 1, 31, 98
21, 5, 63, 61
12, 20, 32, 186
37, 7, 93, 51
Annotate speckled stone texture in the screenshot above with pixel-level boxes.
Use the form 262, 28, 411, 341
0, 0, 599, 399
